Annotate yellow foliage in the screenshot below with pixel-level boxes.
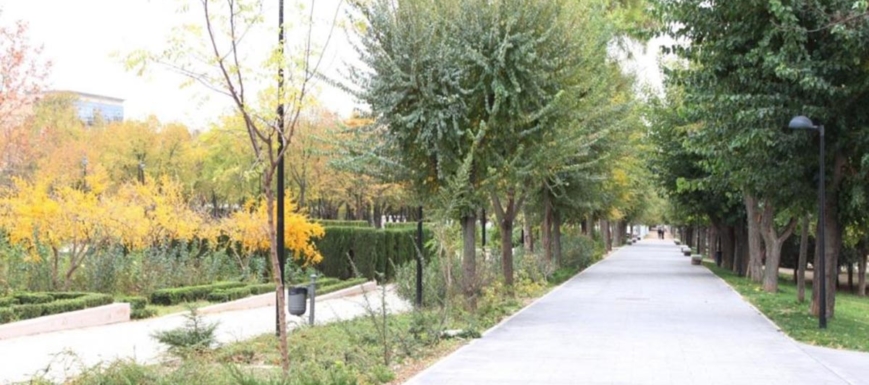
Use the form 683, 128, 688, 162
221, 194, 325, 266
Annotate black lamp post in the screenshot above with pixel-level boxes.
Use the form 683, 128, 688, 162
788, 115, 826, 329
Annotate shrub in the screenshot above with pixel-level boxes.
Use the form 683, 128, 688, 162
0, 297, 18, 307
131, 307, 158, 320
316, 220, 370, 227
14, 292, 54, 304
206, 287, 252, 303
152, 307, 218, 358
118, 296, 148, 310
315, 226, 431, 281
247, 283, 276, 295
150, 282, 246, 305
0, 293, 114, 324
395, 255, 451, 308
317, 278, 367, 295
0, 307, 14, 323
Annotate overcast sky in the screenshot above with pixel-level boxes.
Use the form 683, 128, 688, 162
3, 1, 665, 130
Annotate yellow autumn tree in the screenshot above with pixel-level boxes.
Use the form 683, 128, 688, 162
221, 194, 325, 270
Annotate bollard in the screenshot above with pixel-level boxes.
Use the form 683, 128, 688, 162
308, 274, 317, 326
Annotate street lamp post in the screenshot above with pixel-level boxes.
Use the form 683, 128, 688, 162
788, 115, 826, 329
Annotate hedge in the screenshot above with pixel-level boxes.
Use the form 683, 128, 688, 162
150, 282, 246, 305
315, 226, 430, 281
14, 292, 55, 304
206, 277, 352, 303
0, 293, 114, 324
0, 297, 18, 307
317, 277, 367, 294
131, 308, 157, 320
316, 220, 370, 228
118, 296, 148, 310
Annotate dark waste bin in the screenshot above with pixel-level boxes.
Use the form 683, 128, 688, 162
288, 286, 308, 316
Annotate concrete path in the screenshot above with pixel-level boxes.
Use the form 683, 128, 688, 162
405, 239, 869, 385
0, 286, 409, 384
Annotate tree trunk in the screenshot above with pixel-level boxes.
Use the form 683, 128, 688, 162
542, 191, 553, 262
264, 188, 290, 374
812, 191, 841, 319
797, 215, 809, 302
491, 192, 521, 286
500, 219, 514, 286
744, 193, 764, 282
523, 206, 534, 253
461, 214, 477, 308
601, 219, 612, 252
858, 249, 866, 297
734, 223, 749, 276
373, 201, 383, 229
613, 220, 622, 248
848, 262, 854, 293
760, 201, 797, 293
721, 225, 735, 270
553, 209, 563, 265
480, 209, 487, 249
581, 218, 589, 236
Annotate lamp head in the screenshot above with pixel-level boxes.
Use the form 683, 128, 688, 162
788, 116, 817, 130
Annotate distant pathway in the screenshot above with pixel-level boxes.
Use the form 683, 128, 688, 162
405, 240, 869, 385
0, 287, 409, 384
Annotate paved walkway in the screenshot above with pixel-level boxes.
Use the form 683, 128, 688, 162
405, 239, 869, 385
0, 286, 409, 384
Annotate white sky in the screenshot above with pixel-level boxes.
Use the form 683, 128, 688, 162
2, 1, 665, 130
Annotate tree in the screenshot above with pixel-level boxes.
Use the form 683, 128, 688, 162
653, 0, 869, 315
349, 0, 621, 292
128, 0, 339, 373
0, 13, 50, 186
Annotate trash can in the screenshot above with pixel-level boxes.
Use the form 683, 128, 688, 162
288, 286, 308, 316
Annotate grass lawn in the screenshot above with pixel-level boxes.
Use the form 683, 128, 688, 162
704, 261, 869, 352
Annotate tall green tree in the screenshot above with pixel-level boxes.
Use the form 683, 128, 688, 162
654, 0, 869, 316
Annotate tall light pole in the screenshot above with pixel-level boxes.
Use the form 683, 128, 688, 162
788, 115, 826, 329
276, 0, 287, 336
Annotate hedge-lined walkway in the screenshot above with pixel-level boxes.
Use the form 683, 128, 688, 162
0, 286, 409, 383
405, 240, 869, 385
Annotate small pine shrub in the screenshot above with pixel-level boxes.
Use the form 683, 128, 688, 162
152, 307, 218, 357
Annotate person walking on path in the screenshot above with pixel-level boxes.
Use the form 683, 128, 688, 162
658, 227, 664, 239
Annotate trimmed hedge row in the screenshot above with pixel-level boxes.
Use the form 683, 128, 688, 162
118, 296, 148, 310
315, 226, 430, 280
150, 282, 247, 305
0, 292, 114, 324
316, 220, 370, 228
204, 277, 351, 303
0, 297, 18, 307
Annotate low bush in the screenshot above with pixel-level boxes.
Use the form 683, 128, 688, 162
131, 307, 158, 320
0, 297, 18, 307
152, 307, 218, 358
150, 282, 246, 305
316, 220, 370, 227
204, 277, 364, 304
0, 308, 14, 323
206, 287, 252, 303
0, 292, 114, 324
118, 296, 148, 310
317, 277, 367, 295
14, 292, 55, 304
